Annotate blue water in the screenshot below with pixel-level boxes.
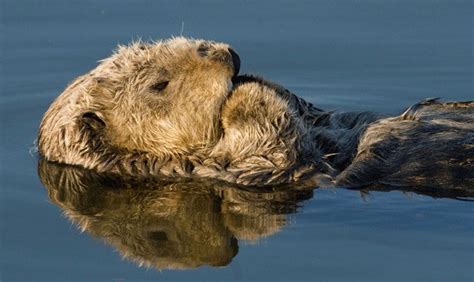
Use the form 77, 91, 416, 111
1, 0, 473, 281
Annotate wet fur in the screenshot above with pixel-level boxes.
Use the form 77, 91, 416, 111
38, 38, 474, 191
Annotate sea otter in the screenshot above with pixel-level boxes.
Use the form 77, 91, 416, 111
38, 37, 474, 191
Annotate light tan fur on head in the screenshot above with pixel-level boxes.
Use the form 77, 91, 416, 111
39, 37, 237, 170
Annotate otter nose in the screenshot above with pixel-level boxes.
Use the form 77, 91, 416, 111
228, 48, 240, 77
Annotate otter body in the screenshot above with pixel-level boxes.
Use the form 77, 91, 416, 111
38, 38, 474, 191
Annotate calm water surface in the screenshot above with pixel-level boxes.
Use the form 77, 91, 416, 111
1, 0, 473, 281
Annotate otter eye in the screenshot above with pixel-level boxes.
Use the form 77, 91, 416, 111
150, 81, 169, 92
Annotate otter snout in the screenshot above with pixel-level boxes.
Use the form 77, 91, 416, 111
228, 48, 240, 77
198, 43, 240, 77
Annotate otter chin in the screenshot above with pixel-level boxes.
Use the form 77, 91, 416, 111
38, 38, 474, 191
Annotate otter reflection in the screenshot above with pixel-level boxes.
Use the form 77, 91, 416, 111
38, 159, 473, 271
38, 160, 313, 270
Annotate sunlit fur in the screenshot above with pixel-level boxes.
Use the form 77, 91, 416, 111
39, 37, 234, 172
38, 160, 313, 270
38, 37, 474, 190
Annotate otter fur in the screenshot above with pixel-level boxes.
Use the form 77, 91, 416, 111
38, 37, 474, 191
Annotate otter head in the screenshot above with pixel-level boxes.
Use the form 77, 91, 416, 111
39, 37, 240, 164
39, 38, 327, 184
95, 37, 240, 156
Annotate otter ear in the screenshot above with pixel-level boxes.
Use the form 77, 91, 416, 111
81, 112, 106, 131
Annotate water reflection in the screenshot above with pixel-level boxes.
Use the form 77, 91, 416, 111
38, 159, 473, 271
38, 159, 313, 270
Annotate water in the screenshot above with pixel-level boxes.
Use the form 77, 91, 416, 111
1, 0, 473, 281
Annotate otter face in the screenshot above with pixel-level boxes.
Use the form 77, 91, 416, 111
90, 37, 240, 157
